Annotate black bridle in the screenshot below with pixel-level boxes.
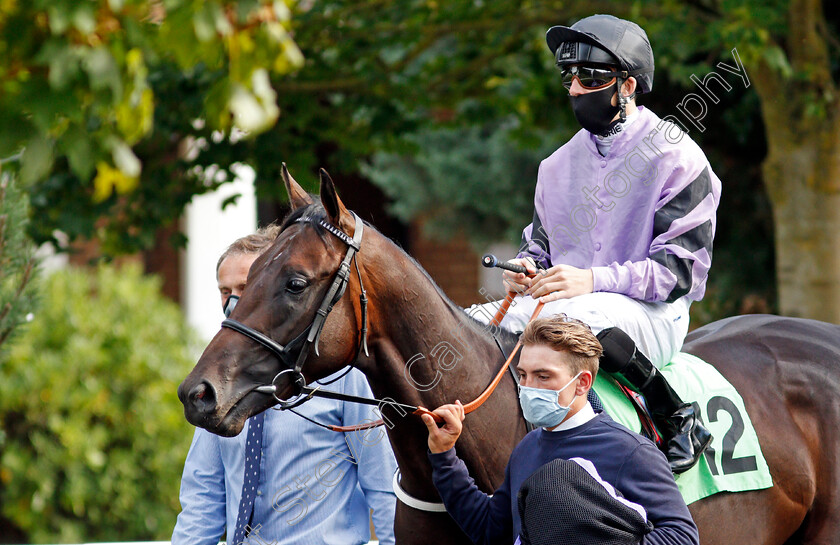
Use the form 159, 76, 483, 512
220, 212, 383, 411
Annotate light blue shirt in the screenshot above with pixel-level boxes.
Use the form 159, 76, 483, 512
172, 369, 397, 545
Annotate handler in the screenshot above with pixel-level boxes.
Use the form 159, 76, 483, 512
472, 14, 719, 473
421, 315, 699, 545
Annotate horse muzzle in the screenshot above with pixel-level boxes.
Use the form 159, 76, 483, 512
178, 378, 219, 425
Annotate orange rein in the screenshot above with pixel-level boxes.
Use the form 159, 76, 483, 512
412, 299, 544, 424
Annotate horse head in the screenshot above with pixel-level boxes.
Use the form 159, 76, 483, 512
178, 166, 368, 436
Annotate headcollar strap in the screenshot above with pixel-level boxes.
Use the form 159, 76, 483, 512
302, 213, 365, 364
317, 218, 361, 251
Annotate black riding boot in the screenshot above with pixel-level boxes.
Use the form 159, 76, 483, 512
596, 327, 712, 474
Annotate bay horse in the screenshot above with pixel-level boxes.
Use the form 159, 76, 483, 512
178, 168, 840, 545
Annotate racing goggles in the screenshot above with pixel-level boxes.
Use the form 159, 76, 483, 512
560, 66, 624, 90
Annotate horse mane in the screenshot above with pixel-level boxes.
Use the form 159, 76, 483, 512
278, 201, 519, 349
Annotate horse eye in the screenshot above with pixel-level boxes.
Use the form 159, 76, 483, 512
286, 278, 308, 293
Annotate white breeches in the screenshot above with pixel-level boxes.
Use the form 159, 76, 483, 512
465, 292, 691, 369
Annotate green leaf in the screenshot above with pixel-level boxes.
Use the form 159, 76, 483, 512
46, 3, 72, 34
61, 126, 96, 181
220, 192, 241, 209
82, 47, 123, 99
192, 4, 217, 42
46, 44, 82, 90
19, 136, 55, 186
71, 3, 97, 34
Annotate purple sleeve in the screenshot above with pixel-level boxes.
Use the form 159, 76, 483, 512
429, 448, 513, 545
616, 443, 700, 545
592, 162, 719, 303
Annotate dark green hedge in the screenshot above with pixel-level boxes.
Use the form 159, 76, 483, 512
0, 264, 198, 543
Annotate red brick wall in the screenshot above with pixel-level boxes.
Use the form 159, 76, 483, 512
142, 223, 182, 304
408, 221, 480, 308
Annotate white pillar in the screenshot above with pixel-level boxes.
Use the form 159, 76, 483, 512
182, 165, 257, 342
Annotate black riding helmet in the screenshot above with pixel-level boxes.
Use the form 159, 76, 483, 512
546, 14, 654, 94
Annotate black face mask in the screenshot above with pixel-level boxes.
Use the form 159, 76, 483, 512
569, 83, 620, 136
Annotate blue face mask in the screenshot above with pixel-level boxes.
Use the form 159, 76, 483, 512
518, 372, 582, 429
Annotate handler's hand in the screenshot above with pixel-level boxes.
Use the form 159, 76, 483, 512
528, 264, 594, 303
502, 257, 538, 294
420, 400, 465, 454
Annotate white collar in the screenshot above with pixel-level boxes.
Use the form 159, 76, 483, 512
547, 401, 596, 432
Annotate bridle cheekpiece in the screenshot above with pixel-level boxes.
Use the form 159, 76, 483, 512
220, 212, 369, 410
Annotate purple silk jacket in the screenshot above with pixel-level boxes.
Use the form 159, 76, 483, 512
518, 106, 722, 304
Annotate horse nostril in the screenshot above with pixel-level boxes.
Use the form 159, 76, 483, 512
189, 381, 217, 414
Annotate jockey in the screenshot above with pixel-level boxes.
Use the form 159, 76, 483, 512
471, 14, 719, 473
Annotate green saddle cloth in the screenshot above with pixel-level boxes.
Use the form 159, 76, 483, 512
592, 352, 773, 505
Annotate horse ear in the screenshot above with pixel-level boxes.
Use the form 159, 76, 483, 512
282, 163, 313, 210
319, 168, 352, 229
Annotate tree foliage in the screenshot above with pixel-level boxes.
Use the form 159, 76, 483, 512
4, 0, 837, 318
2, 0, 612, 254
3, 0, 783, 250
0, 264, 198, 542
0, 0, 302, 254
0, 172, 38, 358
249, 0, 587, 198
363, 119, 564, 249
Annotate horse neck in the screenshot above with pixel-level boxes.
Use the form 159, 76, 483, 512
361, 241, 508, 406
356, 237, 517, 499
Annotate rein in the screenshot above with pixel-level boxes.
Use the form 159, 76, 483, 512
416, 259, 543, 420
413, 300, 545, 421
